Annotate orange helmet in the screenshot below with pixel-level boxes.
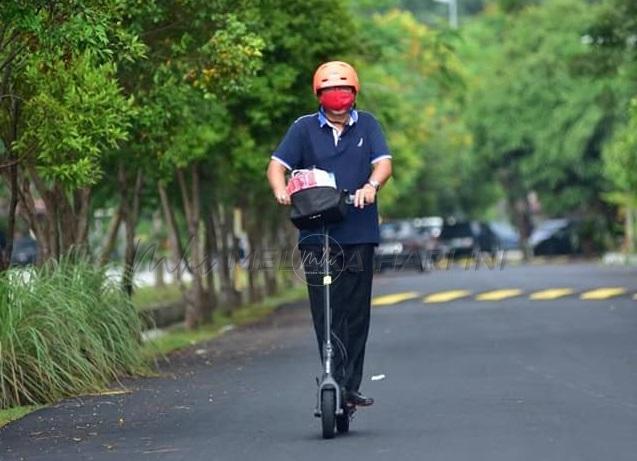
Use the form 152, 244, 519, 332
312, 61, 360, 95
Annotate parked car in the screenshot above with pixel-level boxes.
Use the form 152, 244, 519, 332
375, 220, 431, 272
413, 216, 443, 239
439, 219, 498, 257
487, 221, 520, 250
529, 219, 580, 256
11, 236, 39, 266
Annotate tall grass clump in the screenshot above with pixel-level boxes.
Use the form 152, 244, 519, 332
0, 256, 147, 409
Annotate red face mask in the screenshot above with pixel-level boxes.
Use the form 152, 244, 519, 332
319, 89, 355, 112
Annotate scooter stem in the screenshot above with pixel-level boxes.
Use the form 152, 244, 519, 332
323, 224, 333, 376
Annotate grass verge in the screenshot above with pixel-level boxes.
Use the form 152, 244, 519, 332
133, 283, 185, 311
0, 405, 41, 429
1, 283, 307, 428
143, 285, 307, 357
0, 258, 147, 410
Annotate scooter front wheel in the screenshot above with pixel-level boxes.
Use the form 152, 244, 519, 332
321, 389, 336, 439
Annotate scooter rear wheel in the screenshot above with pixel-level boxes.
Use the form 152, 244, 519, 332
321, 389, 336, 439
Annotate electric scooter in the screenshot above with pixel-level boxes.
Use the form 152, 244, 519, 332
313, 195, 357, 439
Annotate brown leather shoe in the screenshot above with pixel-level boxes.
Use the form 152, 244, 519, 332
345, 390, 374, 407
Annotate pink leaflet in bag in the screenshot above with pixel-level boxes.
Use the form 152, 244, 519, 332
286, 168, 337, 196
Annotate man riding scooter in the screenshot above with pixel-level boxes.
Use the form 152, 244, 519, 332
267, 61, 392, 408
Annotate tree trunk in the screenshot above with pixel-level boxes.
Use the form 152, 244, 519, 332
57, 184, 77, 253
246, 225, 263, 304
213, 203, 240, 312
74, 187, 91, 250
626, 205, 635, 254
119, 165, 144, 297
21, 168, 59, 261
158, 181, 184, 283
262, 227, 279, 297
0, 84, 19, 270
203, 212, 218, 312
151, 210, 165, 287
15, 172, 50, 261
1, 159, 18, 270
498, 167, 533, 260
98, 203, 123, 267
511, 195, 533, 259
177, 165, 209, 328
25, 165, 88, 261
190, 164, 211, 322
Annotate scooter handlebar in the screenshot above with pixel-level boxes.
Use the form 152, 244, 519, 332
344, 193, 356, 205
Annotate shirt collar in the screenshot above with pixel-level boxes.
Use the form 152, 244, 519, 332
318, 107, 358, 128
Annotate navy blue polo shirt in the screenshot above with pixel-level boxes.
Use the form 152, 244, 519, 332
272, 108, 391, 245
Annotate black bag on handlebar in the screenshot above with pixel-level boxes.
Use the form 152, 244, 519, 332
290, 187, 348, 230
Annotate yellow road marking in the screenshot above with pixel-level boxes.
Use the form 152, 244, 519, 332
580, 287, 626, 300
529, 288, 574, 300
372, 291, 420, 306
423, 290, 471, 304
476, 289, 523, 301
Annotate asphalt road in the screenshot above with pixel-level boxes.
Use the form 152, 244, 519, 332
2, 260, 637, 461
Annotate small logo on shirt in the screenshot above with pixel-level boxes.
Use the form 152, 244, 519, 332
357, 137, 364, 147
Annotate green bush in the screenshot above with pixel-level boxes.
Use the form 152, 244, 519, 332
0, 258, 147, 409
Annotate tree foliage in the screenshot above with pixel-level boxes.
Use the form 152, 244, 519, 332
454, 0, 633, 251
0, 0, 635, 300
16, 53, 131, 188
604, 98, 637, 203
354, 9, 479, 218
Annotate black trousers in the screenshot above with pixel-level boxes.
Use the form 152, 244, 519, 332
300, 243, 375, 392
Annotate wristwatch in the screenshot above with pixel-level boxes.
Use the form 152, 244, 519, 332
366, 178, 381, 191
